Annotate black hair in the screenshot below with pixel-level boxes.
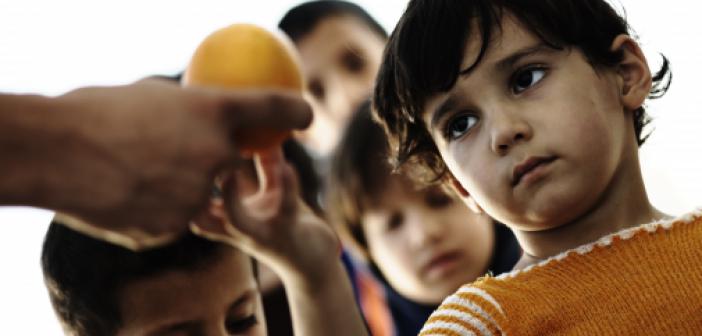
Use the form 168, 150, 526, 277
327, 100, 391, 251
283, 138, 324, 216
373, 0, 672, 185
328, 100, 467, 256
41, 221, 251, 336
278, 0, 387, 42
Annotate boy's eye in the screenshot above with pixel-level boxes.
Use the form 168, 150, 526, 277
511, 67, 546, 94
341, 48, 366, 74
386, 211, 404, 232
444, 114, 479, 141
225, 315, 258, 335
308, 78, 325, 99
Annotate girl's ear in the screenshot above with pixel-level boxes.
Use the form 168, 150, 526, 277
611, 34, 652, 111
447, 173, 483, 214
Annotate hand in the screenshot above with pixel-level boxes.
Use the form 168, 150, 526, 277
191, 148, 340, 283
192, 149, 367, 336
45, 78, 311, 250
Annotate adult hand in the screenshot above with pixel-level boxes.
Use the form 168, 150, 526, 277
0, 78, 311, 250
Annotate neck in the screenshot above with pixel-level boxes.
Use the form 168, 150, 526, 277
512, 146, 671, 269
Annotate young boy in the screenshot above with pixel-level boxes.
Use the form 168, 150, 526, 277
372, 0, 699, 334
278, 0, 387, 157
42, 221, 268, 336
328, 102, 521, 336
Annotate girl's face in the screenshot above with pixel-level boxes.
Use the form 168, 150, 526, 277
117, 249, 266, 336
423, 16, 635, 232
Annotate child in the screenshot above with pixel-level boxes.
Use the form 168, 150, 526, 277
372, 0, 700, 335
278, 0, 387, 157
328, 102, 521, 336
42, 222, 268, 335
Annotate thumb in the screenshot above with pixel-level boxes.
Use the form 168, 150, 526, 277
221, 90, 312, 152
222, 90, 312, 130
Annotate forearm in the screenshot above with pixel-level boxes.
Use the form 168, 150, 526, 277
280, 259, 369, 336
0, 93, 66, 207
0, 93, 112, 212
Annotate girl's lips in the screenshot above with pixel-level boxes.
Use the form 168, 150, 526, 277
512, 156, 557, 186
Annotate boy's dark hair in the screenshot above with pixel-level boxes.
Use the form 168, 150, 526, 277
41, 221, 252, 336
278, 0, 387, 42
327, 100, 400, 254
284, 139, 324, 216
373, 0, 672, 185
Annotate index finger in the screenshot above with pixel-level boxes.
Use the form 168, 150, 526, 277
221, 89, 313, 132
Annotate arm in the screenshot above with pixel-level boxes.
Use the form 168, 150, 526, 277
192, 149, 368, 336
0, 79, 311, 249
279, 254, 366, 336
0, 93, 66, 207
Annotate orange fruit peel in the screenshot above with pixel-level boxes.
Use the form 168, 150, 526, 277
183, 23, 304, 151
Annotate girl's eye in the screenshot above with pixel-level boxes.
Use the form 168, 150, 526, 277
512, 67, 546, 94
225, 315, 258, 335
445, 114, 479, 141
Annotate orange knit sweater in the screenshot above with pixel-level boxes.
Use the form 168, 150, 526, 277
420, 210, 702, 336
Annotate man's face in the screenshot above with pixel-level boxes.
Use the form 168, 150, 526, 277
116, 249, 266, 336
295, 15, 386, 156
361, 179, 495, 304
423, 16, 631, 231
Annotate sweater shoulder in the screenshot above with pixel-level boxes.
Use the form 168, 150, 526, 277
419, 285, 506, 336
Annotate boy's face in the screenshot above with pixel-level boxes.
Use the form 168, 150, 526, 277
422, 16, 633, 231
362, 178, 494, 304
116, 249, 266, 336
294, 15, 386, 156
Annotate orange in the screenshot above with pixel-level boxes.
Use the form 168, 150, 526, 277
182, 23, 304, 151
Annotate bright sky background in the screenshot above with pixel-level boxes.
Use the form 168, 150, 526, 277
0, 0, 699, 334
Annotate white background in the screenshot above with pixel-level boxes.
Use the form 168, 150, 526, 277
0, 0, 698, 334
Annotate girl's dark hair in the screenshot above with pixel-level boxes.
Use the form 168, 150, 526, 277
278, 0, 387, 42
373, 0, 672, 185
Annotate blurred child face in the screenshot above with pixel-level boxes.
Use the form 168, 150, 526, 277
295, 15, 386, 156
423, 16, 634, 231
116, 248, 266, 336
361, 179, 494, 304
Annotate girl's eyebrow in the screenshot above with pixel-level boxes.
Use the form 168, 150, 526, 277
458, 42, 549, 76
493, 42, 551, 71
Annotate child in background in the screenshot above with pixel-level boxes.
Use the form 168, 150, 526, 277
278, 0, 387, 158
328, 102, 520, 336
42, 223, 267, 336
372, 0, 702, 334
